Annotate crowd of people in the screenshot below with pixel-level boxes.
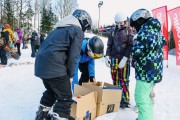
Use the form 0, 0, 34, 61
0, 7, 166, 120
0, 24, 46, 65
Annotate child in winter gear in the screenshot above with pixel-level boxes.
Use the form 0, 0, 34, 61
30, 30, 38, 57
0, 24, 9, 65
72, 36, 104, 91
15, 28, 22, 56
34, 9, 92, 120
130, 8, 166, 120
105, 12, 134, 108
4, 24, 14, 45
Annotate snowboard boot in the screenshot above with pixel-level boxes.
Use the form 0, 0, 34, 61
120, 101, 130, 109
51, 113, 68, 120
35, 104, 51, 120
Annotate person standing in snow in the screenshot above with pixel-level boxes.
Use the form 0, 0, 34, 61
0, 24, 9, 65
15, 28, 23, 56
105, 12, 134, 108
30, 30, 38, 57
4, 24, 14, 46
72, 36, 104, 91
130, 8, 166, 120
34, 9, 92, 120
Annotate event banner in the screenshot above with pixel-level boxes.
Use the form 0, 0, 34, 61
152, 6, 169, 60
168, 7, 180, 65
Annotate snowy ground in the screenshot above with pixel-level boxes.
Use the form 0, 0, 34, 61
0, 33, 180, 120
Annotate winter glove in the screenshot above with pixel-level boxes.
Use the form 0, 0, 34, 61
70, 78, 72, 83
118, 56, 128, 68
90, 76, 96, 82
133, 34, 138, 41
105, 56, 111, 68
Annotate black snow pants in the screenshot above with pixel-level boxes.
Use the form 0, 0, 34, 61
40, 74, 73, 119
78, 62, 94, 85
0, 48, 7, 65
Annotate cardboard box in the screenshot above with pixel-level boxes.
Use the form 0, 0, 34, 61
70, 85, 97, 120
82, 82, 122, 116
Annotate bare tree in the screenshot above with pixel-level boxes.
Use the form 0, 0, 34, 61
54, 0, 78, 19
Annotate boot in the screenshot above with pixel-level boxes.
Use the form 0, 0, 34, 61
35, 104, 51, 120
120, 101, 130, 109
51, 113, 68, 120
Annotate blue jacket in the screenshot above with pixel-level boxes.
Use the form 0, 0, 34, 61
73, 39, 95, 84
131, 18, 166, 83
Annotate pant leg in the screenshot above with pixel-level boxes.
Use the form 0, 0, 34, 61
135, 80, 154, 120
31, 43, 35, 57
150, 85, 155, 105
40, 80, 56, 107
41, 75, 73, 119
119, 60, 130, 103
53, 75, 73, 119
22, 41, 25, 49
0, 48, 7, 65
78, 62, 89, 85
16, 43, 21, 55
111, 58, 119, 86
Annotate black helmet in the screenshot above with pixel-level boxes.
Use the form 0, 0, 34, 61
0, 24, 4, 31
87, 36, 104, 59
72, 9, 92, 32
130, 9, 151, 32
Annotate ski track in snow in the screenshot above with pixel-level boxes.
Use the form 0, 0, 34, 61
0, 33, 180, 120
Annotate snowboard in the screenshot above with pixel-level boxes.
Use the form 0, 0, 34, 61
3, 45, 20, 60
0, 38, 20, 60
0, 62, 33, 68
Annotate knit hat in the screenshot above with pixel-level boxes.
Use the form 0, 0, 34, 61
5, 24, 10, 29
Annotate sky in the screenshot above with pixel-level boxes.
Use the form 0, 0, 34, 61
0, 33, 180, 120
77, 0, 180, 27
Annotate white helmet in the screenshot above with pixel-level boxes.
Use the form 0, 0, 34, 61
114, 12, 127, 22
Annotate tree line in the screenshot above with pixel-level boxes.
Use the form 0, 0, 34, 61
0, 0, 78, 34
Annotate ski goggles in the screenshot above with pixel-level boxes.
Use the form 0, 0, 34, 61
87, 44, 104, 59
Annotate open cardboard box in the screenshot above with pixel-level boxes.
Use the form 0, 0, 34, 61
70, 85, 97, 120
82, 82, 122, 116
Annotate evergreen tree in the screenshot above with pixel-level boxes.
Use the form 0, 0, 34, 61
3, 0, 14, 26
40, 6, 57, 34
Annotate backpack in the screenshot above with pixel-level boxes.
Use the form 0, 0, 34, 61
14, 32, 19, 43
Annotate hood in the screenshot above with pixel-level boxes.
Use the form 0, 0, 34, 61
54, 14, 82, 30
141, 18, 161, 32
5, 24, 10, 29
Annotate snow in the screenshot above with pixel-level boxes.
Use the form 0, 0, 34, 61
0, 33, 180, 120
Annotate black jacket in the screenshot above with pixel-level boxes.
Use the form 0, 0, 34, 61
35, 26, 84, 79
106, 27, 134, 59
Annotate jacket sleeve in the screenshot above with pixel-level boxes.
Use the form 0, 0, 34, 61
4, 31, 9, 45
72, 58, 80, 84
67, 29, 84, 77
124, 29, 134, 58
88, 58, 95, 77
131, 31, 146, 60
106, 31, 113, 56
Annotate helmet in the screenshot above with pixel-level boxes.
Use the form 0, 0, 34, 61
0, 24, 4, 31
114, 12, 127, 22
87, 36, 104, 59
72, 9, 92, 31
130, 8, 151, 31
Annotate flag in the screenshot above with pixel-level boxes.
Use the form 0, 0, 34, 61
152, 6, 169, 60
168, 6, 180, 65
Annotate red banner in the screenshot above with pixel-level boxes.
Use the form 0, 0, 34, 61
168, 7, 180, 65
152, 6, 169, 60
